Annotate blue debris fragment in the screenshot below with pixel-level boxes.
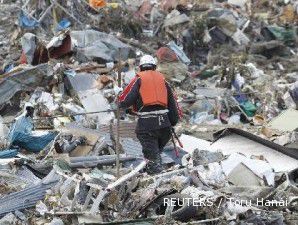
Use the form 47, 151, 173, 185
4, 64, 14, 73
8, 114, 57, 153
56, 18, 71, 31
19, 11, 39, 29
0, 149, 19, 159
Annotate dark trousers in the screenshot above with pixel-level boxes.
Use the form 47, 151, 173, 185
136, 127, 172, 174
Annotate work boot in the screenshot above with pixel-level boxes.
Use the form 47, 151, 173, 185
146, 154, 162, 175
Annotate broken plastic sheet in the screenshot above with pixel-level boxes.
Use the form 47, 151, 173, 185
8, 115, 34, 139
8, 115, 57, 153
10, 131, 57, 153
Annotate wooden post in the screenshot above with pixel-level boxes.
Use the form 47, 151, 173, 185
115, 50, 122, 178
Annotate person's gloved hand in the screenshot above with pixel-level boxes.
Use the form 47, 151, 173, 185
114, 86, 123, 95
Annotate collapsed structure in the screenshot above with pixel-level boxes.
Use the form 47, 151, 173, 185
0, 0, 297, 224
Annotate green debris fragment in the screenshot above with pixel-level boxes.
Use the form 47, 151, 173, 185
240, 101, 257, 117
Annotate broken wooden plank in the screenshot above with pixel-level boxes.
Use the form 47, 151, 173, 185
90, 160, 147, 214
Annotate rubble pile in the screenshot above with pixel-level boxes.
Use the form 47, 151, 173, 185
0, 0, 297, 224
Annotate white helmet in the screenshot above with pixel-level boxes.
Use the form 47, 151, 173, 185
139, 55, 156, 66
24, 102, 34, 110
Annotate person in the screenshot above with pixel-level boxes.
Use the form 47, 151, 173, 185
115, 55, 181, 174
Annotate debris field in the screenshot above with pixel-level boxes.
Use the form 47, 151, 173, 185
0, 0, 297, 224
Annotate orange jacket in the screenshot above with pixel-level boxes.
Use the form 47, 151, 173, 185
118, 70, 182, 130
137, 70, 168, 107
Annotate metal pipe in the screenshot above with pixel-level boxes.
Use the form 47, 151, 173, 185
70, 154, 128, 163
69, 156, 136, 168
